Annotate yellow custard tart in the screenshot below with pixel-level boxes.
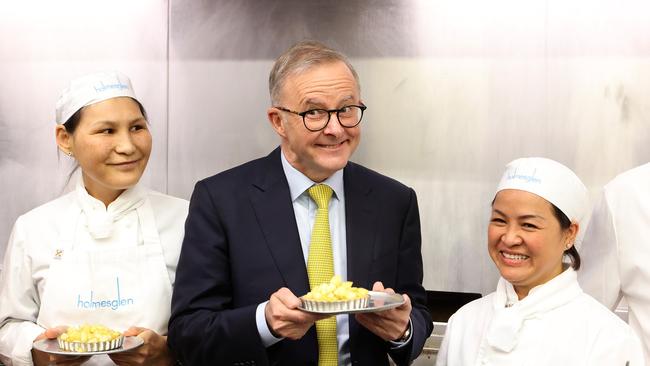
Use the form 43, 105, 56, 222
302, 275, 370, 312
57, 324, 123, 353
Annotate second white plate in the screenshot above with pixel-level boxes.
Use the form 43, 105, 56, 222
299, 291, 405, 315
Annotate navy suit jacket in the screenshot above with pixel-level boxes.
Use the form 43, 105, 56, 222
169, 148, 432, 365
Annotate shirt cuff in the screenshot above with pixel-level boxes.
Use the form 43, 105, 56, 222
388, 318, 413, 349
255, 301, 283, 347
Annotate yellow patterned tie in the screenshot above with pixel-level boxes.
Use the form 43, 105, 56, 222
307, 184, 338, 366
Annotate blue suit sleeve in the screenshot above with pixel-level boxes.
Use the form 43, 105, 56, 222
168, 180, 268, 365
388, 188, 433, 366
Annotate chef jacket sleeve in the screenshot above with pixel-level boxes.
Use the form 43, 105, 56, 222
0, 218, 46, 366
587, 326, 645, 366
577, 190, 623, 310
434, 312, 454, 366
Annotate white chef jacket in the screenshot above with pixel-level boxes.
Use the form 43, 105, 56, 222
578, 162, 650, 363
437, 268, 644, 366
0, 178, 188, 366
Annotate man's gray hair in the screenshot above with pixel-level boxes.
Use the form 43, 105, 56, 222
269, 40, 360, 105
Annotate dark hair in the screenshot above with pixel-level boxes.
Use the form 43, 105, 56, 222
62, 98, 148, 134
551, 204, 581, 270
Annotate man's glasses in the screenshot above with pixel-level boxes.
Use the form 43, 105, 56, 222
275, 105, 366, 132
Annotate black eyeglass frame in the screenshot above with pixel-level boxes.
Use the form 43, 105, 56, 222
274, 104, 367, 132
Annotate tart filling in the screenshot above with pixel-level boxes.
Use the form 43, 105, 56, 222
302, 276, 370, 311
57, 324, 123, 352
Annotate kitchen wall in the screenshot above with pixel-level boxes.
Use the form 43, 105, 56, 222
1, 0, 649, 296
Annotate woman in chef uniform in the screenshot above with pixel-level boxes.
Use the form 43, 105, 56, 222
436, 157, 644, 366
0, 71, 188, 366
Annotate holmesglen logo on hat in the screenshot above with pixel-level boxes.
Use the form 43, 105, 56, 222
93, 80, 129, 93
506, 167, 542, 184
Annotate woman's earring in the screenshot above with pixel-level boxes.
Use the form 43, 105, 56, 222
565, 243, 572, 250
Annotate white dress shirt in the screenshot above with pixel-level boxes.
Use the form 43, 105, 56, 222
255, 150, 411, 364
256, 150, 351, 363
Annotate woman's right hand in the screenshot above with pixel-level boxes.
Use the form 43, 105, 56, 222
32, 327, 90, 366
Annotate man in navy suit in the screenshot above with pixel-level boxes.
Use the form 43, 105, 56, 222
168, 41, 433, 366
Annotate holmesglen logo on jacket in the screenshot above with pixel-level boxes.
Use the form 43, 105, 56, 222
76, 277, 135, 311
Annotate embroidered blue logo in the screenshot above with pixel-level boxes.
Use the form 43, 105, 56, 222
507, 168, 541, 184
93, 81, 129, 93
76, 277, 134, 310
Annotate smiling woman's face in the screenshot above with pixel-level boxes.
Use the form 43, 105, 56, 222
57, 97, 151, 205
488, 189, 572, 298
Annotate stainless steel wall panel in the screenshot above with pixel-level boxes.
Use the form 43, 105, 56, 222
2, 0, 649, 296
0, 0, 168, 266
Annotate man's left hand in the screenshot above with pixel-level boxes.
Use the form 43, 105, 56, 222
355, 281, 411, 342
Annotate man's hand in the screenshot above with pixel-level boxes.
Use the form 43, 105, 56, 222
265, 287, 329, 340
108, 326, 173, 366
355, 282, 411, 341
32, 327, 90, 366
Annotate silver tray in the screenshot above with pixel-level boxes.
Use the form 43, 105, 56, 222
299, 291, 405, 315
33, 336, 144, 356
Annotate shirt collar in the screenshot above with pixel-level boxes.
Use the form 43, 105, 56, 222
74, 174, 147, 239
280, 148, 344, 202
75, 174, 147, 212
502, 263, 574, 307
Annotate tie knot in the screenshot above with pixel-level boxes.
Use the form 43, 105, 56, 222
308, 184, 333, 209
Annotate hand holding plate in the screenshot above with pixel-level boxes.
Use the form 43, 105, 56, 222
355, 281, 411, 341
32, 327, 90, 366
265, 287, 329, 340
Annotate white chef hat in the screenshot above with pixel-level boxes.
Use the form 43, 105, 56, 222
55, 71, 138, 124
495, 157, 589, 223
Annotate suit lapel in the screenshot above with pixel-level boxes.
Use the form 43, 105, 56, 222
344, 163, 377, 289
248, 152, 377, 298
249, 148, 310, 295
